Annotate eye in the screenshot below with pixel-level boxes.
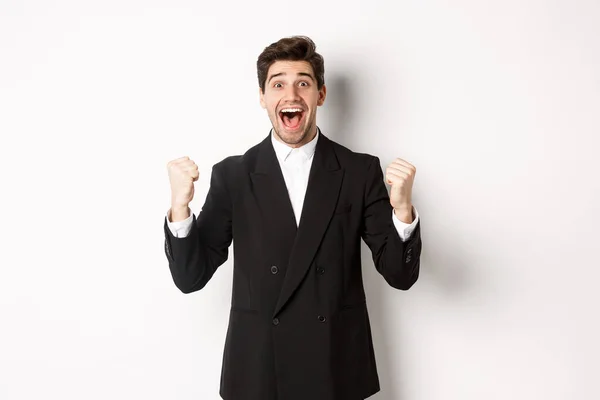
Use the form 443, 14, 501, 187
274, 82, 283, 88
299, 81, 309, 87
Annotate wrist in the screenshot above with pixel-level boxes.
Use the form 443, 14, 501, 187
393, 205, 414, 223
169, 205, 190, 222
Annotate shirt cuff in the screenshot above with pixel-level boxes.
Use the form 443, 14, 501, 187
166, 208, 194, 238
392, 206, 419, 242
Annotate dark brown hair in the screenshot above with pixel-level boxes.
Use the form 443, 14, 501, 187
257, 36, 325, 92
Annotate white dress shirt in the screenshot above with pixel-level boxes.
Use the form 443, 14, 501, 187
167, 130, 420, 240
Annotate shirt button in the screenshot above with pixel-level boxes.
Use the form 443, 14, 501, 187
272, 318, 280, 326
271, 265, 279, 274
316, 267, 325, 275
317, 315, 326, 323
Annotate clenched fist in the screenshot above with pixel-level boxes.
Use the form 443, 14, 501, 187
385, 158, 416, 223
167, 156, 199, 221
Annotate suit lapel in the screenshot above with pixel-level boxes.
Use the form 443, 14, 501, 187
249, 135, 298, 260
273, 133, 344, 316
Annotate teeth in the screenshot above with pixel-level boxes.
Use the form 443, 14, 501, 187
281, 108, 303, 113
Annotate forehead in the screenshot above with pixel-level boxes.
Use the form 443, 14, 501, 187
267, 60, 315, 79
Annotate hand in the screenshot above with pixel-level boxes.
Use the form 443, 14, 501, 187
167, 156, 199, 214
385, 158, 416, 221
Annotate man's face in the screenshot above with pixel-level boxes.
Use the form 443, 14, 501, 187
260, 60, 326, 148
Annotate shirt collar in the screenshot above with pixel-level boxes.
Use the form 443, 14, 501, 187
271, 128, 319, 163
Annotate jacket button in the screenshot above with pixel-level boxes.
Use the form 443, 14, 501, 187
272, 318, 280, 326
316, 267, 325, 275
317, 315, 326, 323
271, 265, 279, 274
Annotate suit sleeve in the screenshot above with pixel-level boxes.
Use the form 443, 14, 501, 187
163, 162, 233, 294
361, 156, 422, 290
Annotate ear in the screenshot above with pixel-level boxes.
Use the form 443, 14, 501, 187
317, 84, 327, 106
259, 87, 266, 109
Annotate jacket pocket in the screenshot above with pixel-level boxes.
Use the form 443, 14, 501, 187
340, 299, 366, 310
334, 203, 352, 215
231, 306, 258, 315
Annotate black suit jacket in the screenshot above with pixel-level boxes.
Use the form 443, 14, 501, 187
164, 131, 422, 400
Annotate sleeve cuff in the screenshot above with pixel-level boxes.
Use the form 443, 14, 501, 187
166, 208, 194, 238
392, 206, 419, 242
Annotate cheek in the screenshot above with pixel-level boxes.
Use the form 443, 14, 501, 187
262, 100, 273, 113
268, 106, 279, 121
304, 94, 319, 108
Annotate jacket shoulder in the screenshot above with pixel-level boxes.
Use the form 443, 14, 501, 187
213, 154, 243, 172
212, 140, 261, 174
327, 137, 380, 171
209, 138, 266, 190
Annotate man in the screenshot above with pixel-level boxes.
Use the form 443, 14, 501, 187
163, 36, 422, 400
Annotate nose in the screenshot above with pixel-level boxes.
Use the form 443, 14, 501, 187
283, 84, 301, 102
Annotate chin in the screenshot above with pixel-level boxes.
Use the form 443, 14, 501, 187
276, 126, 310, 145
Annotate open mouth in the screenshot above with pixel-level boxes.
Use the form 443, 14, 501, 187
279, 107, 305, 130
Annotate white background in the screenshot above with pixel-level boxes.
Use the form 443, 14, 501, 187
1, 1, 598, 399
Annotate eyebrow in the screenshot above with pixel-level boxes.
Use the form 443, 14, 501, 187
267, 72, 315, 84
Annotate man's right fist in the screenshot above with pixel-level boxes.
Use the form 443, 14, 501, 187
167, 156, 199, 220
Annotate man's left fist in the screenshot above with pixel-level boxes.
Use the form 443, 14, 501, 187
385, 158, 416, 221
